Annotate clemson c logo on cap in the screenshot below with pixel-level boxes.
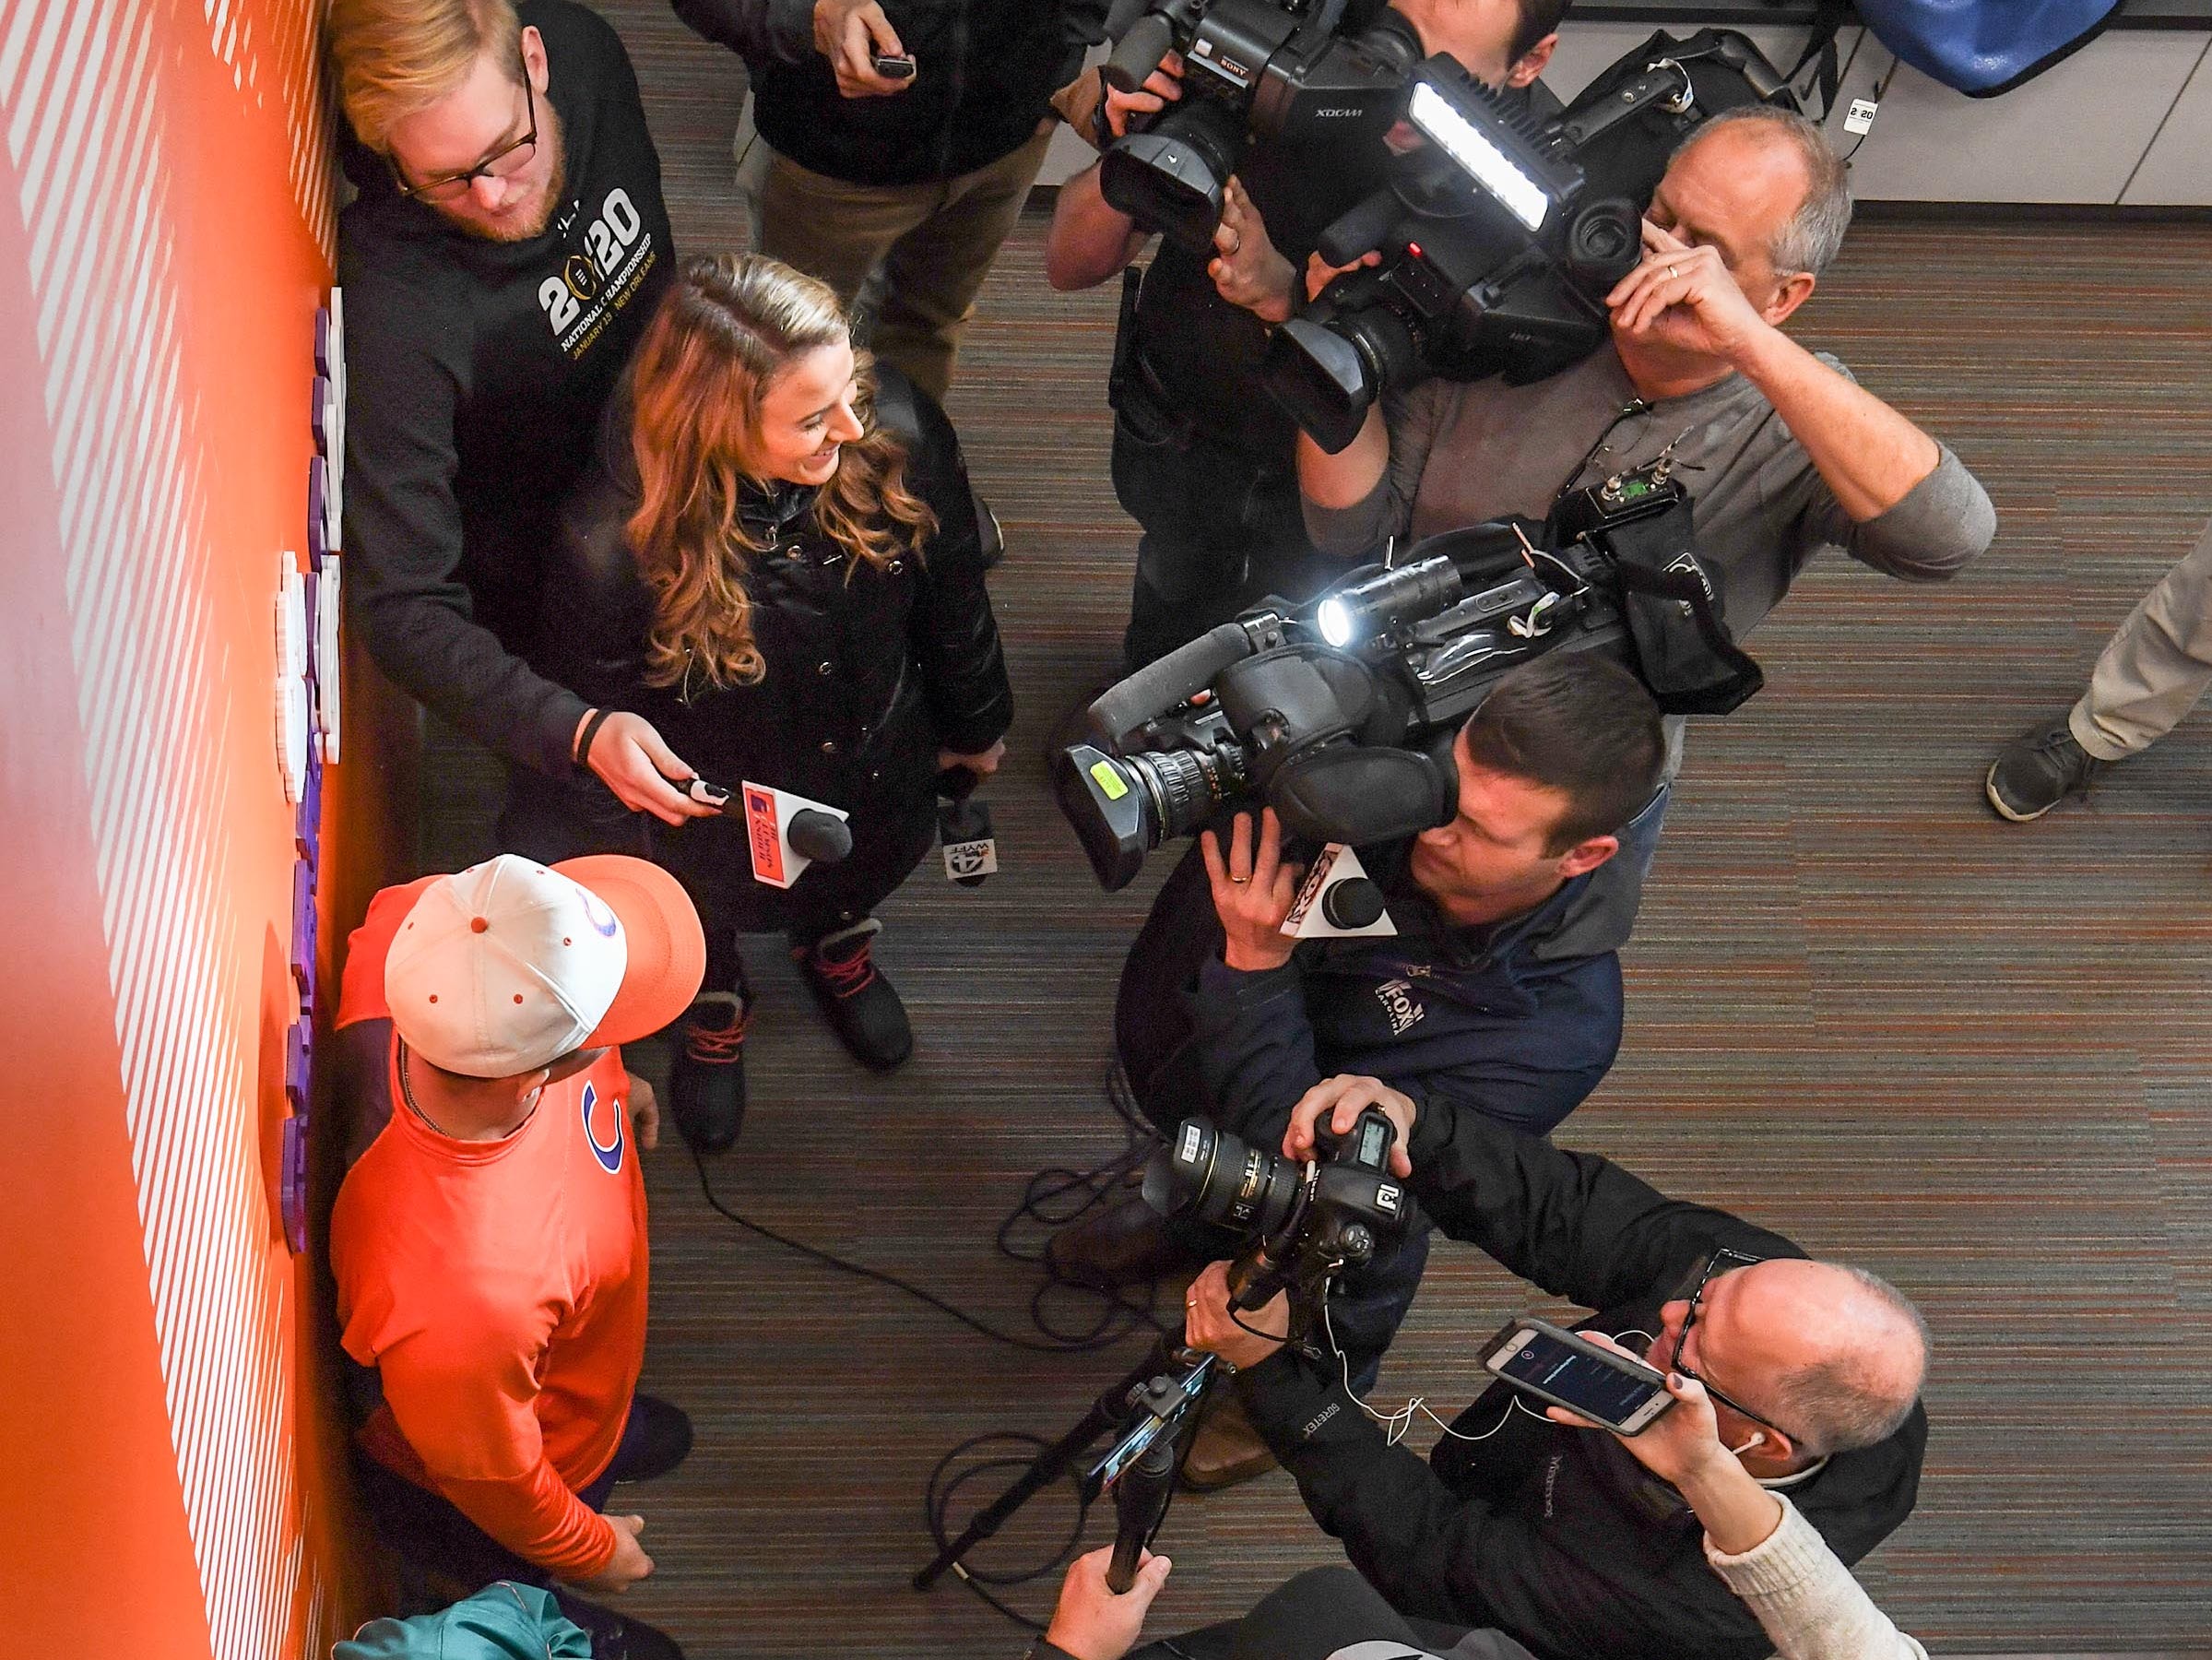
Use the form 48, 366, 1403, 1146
580, 890, 621, 939
581, 1080, 625, 1174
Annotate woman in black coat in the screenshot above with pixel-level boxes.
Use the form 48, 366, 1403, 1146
536, 252, 1012, 1150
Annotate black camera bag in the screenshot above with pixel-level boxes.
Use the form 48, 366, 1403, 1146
1599, 505, 1764, 716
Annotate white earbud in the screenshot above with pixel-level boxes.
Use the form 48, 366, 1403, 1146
1728, 1430, 1767, 1457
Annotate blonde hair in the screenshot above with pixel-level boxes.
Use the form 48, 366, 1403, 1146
627, 255, 936, 692
326, 0, 524, 153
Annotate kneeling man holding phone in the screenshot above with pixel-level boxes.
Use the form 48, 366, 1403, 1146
1182, 1075, 1933, 1660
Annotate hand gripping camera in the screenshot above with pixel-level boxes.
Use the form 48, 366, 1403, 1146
1051, 458, 1761, 891
1147, 1109, 1406, 1330
1096, 0, 1419, 253
1267, 31, 1796, 452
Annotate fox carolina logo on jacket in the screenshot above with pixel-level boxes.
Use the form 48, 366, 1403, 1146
1375, 978, 1426, 1037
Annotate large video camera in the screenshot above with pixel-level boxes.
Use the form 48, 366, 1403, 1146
1096, 0, 1417, 253
1052, 458, 1760, 891
1268, 31, 1796, 453
1146, 1109, 1405, 1328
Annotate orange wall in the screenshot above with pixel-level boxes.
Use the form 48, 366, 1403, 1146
0, 2, 392, 1654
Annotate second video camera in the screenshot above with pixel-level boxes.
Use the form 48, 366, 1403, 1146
1096, 0, 1417, 252
1054, 453, 1763, 891
1268, 30, 1796, 452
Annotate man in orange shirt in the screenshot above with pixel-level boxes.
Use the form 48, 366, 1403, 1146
332, 853, 704, 1659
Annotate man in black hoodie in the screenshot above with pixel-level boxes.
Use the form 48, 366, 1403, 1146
1183, 1077, 1932, 1660
673, 0, 1108, 398
331, 0, 718, 855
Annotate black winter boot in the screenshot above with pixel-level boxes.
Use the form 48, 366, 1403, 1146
793, 918, 913, 1070
668, 951, 751, 1154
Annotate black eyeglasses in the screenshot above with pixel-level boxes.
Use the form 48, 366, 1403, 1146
1669, 1247, 1788, 1437
391, 77, 538, 204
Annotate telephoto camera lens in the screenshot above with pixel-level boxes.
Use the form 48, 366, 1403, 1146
1142, 1118, 1304, 1238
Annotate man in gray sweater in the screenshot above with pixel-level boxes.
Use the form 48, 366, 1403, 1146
1297, 105, 1994, 656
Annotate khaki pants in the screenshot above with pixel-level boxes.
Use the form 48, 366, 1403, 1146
746, 120, 1055, 402
2069, 514, 2212, 760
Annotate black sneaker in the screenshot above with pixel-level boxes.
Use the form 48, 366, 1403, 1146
669, 983, 749, 1155
794, 919, 913, 1070
608, 1393, 693, 1485
1986, 716, 2105, 822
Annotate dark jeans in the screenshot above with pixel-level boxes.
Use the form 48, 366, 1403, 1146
497, 763, 649, 868
353, 1394, 663, 1600
1110, 397, 1343, 672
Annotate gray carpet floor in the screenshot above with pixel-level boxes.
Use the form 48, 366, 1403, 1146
410, 6, 2212, 1653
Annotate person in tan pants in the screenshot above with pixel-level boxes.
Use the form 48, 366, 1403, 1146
676, 0, 1106, 401
1986, 513, 2212, 820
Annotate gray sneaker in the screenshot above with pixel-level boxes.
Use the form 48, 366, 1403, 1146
1985, 716, 2105, 821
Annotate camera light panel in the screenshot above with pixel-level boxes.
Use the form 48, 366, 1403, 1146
1408, 79, 1550, 234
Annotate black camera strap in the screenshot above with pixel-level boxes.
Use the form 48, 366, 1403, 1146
1106, 261, 1145, 416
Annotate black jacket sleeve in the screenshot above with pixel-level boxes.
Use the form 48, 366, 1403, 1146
1184, 956, 1324, 1153
885, 375, 1013, 755
1403, 1107, 1801, 1310
1235, 1355, 1638, 1649
339, 279, 593, 777
536, 406, 659, 720
1237, 1352, 1796, 1660
1182, 952, 1615, 1159
668, 0, 815, 65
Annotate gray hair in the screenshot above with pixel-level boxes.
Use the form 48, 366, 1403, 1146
1672, 104, 1854, 277
1766, 1265, 1931, 1457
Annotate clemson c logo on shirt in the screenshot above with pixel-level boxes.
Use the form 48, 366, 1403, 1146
582, 1080, 624, 1174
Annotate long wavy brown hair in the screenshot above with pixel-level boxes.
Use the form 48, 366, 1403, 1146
626, 253, 936, 691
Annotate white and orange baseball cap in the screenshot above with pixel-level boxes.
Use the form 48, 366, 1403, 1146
384, 853, 705, 1077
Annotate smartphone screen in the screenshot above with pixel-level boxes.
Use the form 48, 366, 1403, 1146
1493, 1329, 1664, 1427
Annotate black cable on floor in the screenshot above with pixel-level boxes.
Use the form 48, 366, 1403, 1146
921, 1430, 1089, 1633
688, 1058, 1201, 1634
690, 1146, 1165, 1356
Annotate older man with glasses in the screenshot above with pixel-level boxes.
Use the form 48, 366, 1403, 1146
1181, 1073, 1933, 1660
328, 1, 725, 883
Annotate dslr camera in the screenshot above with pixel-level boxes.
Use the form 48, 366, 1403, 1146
1053, 456, 1760, 892
1146, 1109, 1405, 1326
1096, 0, 1418, 252
1269, 30, 1797, 452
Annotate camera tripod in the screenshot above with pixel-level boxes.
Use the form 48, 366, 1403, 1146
913, 1333, 1217, 1596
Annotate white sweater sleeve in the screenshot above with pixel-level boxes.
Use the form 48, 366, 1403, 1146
1704, 1494, 1929, 1660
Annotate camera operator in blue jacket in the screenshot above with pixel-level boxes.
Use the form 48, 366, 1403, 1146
1051, 652, 1667, 1486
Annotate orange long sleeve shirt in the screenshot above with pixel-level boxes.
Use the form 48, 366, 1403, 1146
330, 878, 649, 1579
